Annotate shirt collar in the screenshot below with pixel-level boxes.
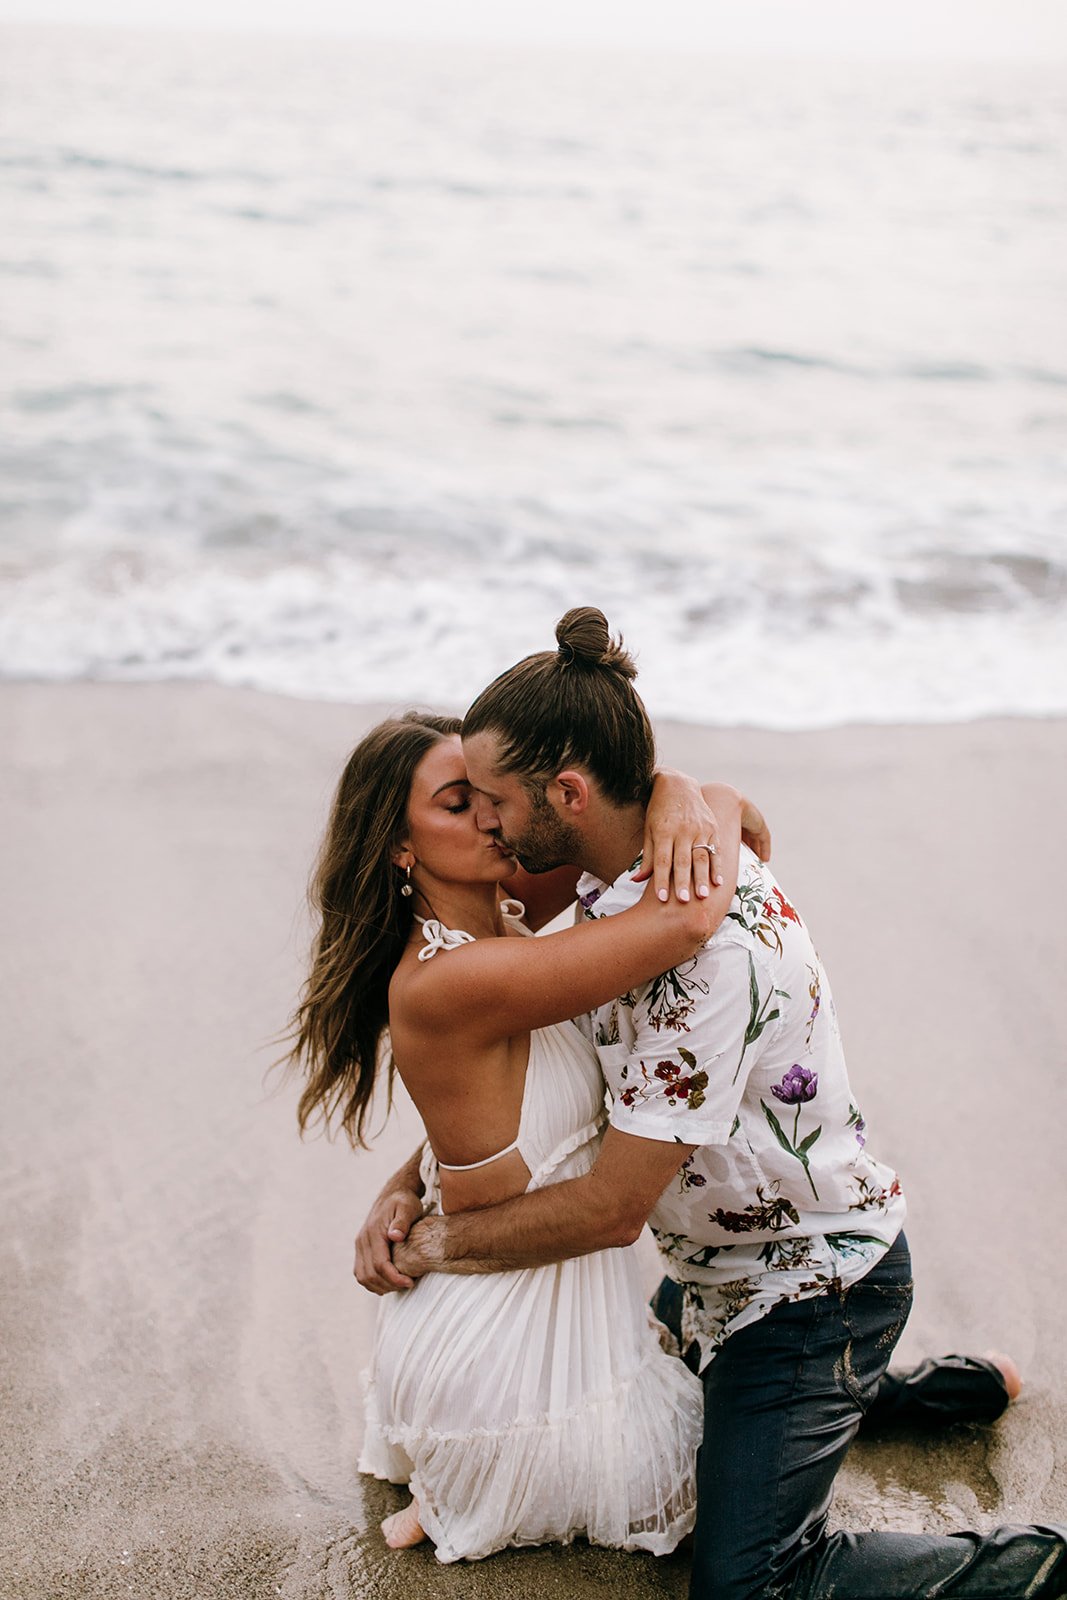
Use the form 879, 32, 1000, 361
576, 854, 645, 916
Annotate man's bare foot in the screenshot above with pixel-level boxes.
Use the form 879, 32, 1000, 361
381, 1498, 427, 1549
984, 1350, 1023, 1402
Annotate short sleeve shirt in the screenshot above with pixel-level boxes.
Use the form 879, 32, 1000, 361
576, 847, 907, 1371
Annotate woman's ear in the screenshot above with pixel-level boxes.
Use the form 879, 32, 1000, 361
392, 846, 414, 870
553, 770, 590, 815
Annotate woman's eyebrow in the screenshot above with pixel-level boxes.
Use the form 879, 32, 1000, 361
430, 778, 470, 798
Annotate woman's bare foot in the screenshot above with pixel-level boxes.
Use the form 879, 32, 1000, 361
381, 1498, 427, 1549
984, 1349, 1023, 1402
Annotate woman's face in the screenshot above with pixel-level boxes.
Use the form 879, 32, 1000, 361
401, 735, 517, 890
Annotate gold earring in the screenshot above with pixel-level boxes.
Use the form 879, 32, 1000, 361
400, 864, 413, 898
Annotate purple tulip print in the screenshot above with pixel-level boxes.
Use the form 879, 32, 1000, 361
762, 1064, 822, 1200
771, 1063, 818, 1104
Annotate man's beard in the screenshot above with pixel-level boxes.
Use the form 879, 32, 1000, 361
503, 785, 583, 875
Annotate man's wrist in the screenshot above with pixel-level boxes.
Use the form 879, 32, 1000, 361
394, 1215, 447, 1277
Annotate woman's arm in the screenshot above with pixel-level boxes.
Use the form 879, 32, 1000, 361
635, 768, 724, 902
740, 791, 772, 862
352, 1144, 426, 1293
401, 798, 743, 1051
635, 777, 771, 900
500, 770, 741, 929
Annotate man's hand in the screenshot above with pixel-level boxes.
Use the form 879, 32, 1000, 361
353, 1181, 425, 1294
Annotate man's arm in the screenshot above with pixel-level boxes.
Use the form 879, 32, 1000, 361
392, 1128, 696, 1278
393, 925, 768, 1280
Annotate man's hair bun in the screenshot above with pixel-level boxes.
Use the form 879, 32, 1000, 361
555, 607, 637, 680
462, 603, 654, 807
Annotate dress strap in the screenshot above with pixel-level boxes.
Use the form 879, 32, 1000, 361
414, 917, 476, 962
437, 1137, 522, 1172
414, 898, 527, 962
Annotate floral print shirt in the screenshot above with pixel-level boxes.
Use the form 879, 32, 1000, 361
576, 847, 907, 1373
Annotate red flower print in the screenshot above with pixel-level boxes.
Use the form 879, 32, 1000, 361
766, 886, 801, 925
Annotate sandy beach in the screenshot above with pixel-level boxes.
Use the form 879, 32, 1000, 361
1, 680, 1064, 1600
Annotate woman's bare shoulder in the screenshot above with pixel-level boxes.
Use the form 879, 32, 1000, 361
388, 939, 508, 1049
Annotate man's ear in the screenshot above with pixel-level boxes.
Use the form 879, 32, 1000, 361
553, 770, 590, 815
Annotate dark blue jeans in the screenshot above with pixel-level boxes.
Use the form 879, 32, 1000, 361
652, 1234, 1067, 1599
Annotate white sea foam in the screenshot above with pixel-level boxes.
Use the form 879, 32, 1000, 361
3, 519, 1063, 728
1, 27, 1065, 726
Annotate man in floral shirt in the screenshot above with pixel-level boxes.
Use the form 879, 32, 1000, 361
358, 610, 1067, 1599
574, 844, 907, 1375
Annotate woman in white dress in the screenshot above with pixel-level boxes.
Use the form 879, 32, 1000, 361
287, 662, 760, 1561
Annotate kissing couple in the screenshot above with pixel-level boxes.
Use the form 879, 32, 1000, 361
288, 606, 1066, 1598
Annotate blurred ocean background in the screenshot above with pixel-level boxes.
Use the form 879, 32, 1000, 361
1, 23, 1064, 727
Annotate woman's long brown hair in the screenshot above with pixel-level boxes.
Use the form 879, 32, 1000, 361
286, 712, 462, 1147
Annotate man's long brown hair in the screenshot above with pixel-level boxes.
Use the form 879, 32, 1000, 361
287, 711, 462, 1147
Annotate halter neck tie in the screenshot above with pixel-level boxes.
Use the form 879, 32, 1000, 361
413, 899, 526, 962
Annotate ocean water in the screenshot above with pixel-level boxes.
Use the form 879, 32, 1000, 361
1, 24, 1065, 727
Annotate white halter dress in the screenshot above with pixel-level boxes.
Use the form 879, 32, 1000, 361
358, 907, 702, 1563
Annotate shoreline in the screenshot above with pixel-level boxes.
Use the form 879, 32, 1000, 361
14, 670, 1067, 727
2, 681, 1064, 1599
7, 670, 1067, 737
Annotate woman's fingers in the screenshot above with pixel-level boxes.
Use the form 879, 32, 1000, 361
378, 1256, 416, 1293
353, 1193, 420, 1293
689, 839, 717, 900
354, 1228, 415, 1294
636, 824, 724, 901
672, 839, 695, 903
646, 831, 697, 900
388, 1194, 422, 1239
639, 769, 723, 900
632, 822, 677, 900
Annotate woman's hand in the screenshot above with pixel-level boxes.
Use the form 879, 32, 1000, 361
634, 767, 725, 903
353, 1148, 426, 1294
741, 795, 772, 862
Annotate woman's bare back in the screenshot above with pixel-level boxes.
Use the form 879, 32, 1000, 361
388, 916, 536, 1211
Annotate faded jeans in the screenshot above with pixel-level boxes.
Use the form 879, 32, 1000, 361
652, 1233, 1067, 1599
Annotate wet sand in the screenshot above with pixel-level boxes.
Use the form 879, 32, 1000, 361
1, 682, 1064, 1598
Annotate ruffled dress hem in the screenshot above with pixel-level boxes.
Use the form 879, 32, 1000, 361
359, 1359, 698, 1563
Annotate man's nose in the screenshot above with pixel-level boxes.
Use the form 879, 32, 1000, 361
474, 794, 500, 833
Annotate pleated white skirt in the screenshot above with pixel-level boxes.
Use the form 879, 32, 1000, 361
359, 1233, 701, 1562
